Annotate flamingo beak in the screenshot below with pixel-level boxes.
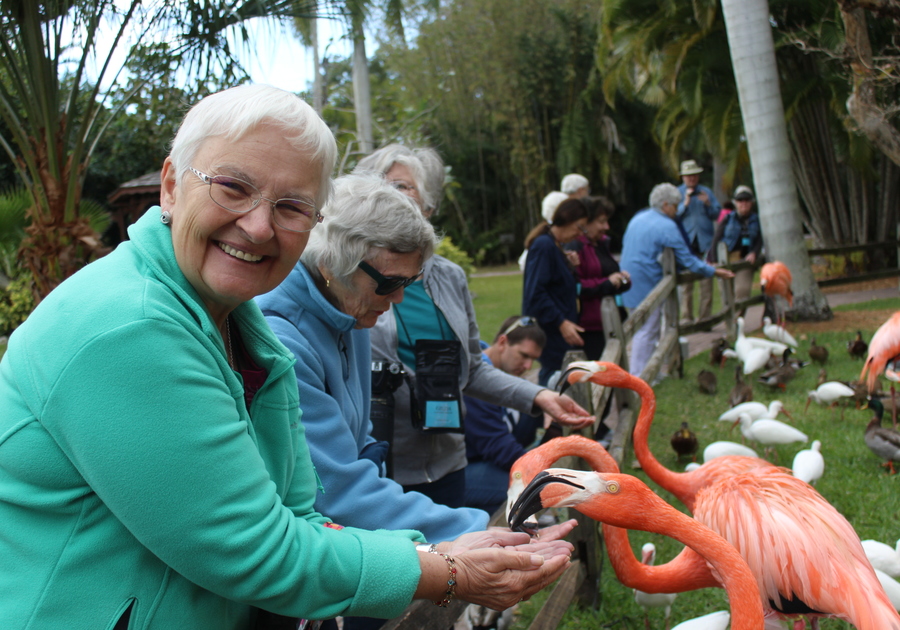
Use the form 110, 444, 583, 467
557, 361, 599, 395
508, 470, 583, 532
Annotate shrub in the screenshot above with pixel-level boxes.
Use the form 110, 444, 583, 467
0, 274, 36, 336
436, 236, 475, 279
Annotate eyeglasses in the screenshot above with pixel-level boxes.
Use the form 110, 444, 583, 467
190, 167, 323, 233
502, 316, 537, 337
358, 260, 423, 295
389, 181, 417, 194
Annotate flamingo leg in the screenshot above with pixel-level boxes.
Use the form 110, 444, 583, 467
892, 385, 897, 430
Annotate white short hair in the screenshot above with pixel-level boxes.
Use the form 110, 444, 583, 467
649, 183, 682, 210
168, 84, 337, 208
561, 173, 589, 195
353, 144, 433, 211
541, 191, 569, 223
414, 147, 446, 214
301, 172, 438, 285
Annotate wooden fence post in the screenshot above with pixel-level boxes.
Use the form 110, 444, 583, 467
718, 241, 736, 337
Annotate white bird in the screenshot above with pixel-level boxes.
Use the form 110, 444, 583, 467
741, 347, 771, 375
762, 316, 799, 347
685, 462, 701, 472
806, 381, 855, 409
633, 542, 677, 629
670, 611, 729, 630
863, 538, 900, 577
718, 400, 789, 422
792, 440, 824, 484
735, 317, 789, 357
734, 413, 807, 457
703, 440, 759, 462
877, 569, 900, 612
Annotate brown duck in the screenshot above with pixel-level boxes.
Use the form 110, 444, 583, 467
710, 337, 729, 368
848, 331, 868, 360
670, 421, 699, 462
865, 398, 900, 474
697, 369, 718, 395
809, 338, 829, 365
729, 364, 753, 407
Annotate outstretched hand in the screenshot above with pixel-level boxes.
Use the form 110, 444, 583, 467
439, 520, 577, 557
534, 390, 593, 429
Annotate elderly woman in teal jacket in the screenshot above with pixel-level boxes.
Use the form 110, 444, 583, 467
0, 85, 572, 630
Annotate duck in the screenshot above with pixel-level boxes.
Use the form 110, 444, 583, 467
849, 330, 869, 360
757, 348, 803, 390
791, 440, 824, 485
864, 398, 900, 474
762, 316, 798, 347
671, 422, 699, 462
697, 369, 717, 395
728, 364, 753, 407
809, 338, 829, 365
710, 337, 729, 368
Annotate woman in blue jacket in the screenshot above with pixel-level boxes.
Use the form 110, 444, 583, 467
0, 86, 573, 630
521, 198, 590, 386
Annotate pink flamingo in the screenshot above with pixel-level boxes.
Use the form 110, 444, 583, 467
861, 311, 900, 427
760, 261, 793, 325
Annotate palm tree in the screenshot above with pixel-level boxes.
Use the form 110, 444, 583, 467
720, 0, 830, 320
0, 0, 328, 301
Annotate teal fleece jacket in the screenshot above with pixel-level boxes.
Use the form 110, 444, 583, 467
0, 208, 423, 629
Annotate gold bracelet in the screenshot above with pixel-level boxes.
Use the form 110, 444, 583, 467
433, 553, 458, 607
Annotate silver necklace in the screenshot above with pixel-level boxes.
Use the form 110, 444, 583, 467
225, 316, 235, 369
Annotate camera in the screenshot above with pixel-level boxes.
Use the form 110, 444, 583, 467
370, 362, 406, 440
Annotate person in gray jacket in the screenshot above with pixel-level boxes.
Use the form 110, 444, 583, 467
360, 145, 592, 507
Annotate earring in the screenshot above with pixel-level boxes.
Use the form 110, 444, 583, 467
160, 210, 171, 225
326, 279, 331, 287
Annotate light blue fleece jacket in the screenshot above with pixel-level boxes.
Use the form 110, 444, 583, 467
257, 262, 489, 541
0, 208, 423, 630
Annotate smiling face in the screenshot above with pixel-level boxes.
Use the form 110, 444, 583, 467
583, 214, 610, 242
552, 218, 588, 244
160, 124, 323, 326
325, 248, 423, 329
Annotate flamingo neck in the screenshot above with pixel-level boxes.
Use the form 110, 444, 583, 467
626, 375, 695, 508
583, 477, 764, 629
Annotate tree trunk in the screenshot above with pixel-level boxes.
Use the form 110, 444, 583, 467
311, 17, 324, 114
720, 0, 831, 320
351, 27, 373, 154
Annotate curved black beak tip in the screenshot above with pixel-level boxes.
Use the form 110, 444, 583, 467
507, 470, 584, 531
557, 365, 589, 396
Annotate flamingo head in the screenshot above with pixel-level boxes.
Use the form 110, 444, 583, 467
558, 361, 633, 396
508, 468, 605, 531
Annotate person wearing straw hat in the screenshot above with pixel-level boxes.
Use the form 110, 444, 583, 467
676, 159, 721, 325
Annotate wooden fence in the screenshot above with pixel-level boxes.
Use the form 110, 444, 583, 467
381, 238, 900, 630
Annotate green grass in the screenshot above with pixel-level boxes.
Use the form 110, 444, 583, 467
507, 327, 900, 629
469, 271, 525, 342
833, 297, 900, 312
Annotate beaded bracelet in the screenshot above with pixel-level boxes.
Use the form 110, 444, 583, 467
433, 553, 458, 607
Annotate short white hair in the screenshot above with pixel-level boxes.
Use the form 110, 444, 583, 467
649, 183, 682, 210
541, 191, 568, 223
168, 84, 337, 208
354, 144, 433, 211
414, 147, 445, 214
301, 172, 438, 285
561, 173, 589, 195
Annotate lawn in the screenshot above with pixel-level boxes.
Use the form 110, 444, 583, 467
460, 274, 900, 629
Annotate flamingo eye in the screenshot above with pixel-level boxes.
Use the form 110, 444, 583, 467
605, 481, 620, 493
513, 471, 522, 480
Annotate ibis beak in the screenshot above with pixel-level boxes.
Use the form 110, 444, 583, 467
507, 470, 584, 532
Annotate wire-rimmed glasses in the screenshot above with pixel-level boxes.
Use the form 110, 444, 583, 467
190, 167, 323, 233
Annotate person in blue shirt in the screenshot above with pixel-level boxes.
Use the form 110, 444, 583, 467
676, 159, 722, 325
463, 316, 547, 514
621, 183, 734, 378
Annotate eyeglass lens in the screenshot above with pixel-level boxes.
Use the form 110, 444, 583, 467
193, 168, 320, 233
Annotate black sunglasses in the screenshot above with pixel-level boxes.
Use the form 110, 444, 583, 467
358, 260, 423, 295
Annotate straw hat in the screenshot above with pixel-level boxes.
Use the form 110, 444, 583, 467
679, 160, 704, 176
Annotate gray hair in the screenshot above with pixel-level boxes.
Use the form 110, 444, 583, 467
354, 144, 433, 211
301, 172, 438, 285
414, 147, 445, 214
541, 191, 568, 223
561, 173, 589, 195
649, 183, 682, 210
168, 84, 337, 208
